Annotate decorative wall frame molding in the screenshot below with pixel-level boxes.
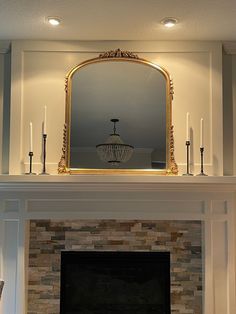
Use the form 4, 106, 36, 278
8, 40, 223, 175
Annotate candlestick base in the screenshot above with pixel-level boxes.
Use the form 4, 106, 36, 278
40, 133, 49, 175
25, 172, 36, 175
26, 151, 36, 175
182, 140, 193, 176
196, 172, 208, 176
197, 147, 208, 176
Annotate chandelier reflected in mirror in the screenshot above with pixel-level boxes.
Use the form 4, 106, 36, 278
96, 119, 134, 166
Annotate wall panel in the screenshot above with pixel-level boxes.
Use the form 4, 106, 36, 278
9, 41, 223, 175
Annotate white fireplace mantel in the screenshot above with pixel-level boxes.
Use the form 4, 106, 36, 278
1, 174, 236, 190
0, 175, 236, 314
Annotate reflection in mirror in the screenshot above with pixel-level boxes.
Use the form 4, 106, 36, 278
96, 118, 134, 166
70, 61, 167, 169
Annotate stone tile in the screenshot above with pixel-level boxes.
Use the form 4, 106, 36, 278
27, 220, 202, 314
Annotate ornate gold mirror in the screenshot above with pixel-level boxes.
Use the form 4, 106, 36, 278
58, 49, 178, 175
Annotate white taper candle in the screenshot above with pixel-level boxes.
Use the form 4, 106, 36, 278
200, 118, 204, 148
29, 122, 33, 152
186, 112, 190, 141
43, 106, 47, 135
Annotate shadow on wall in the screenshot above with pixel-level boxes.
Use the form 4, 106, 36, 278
2, 51, 11, 174
223, 54, 234, 175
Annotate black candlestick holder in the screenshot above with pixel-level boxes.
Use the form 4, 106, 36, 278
39, 134, 49, 175
182, 140, 193, 176
25, 151, 36, 175
197, 147, 208, 176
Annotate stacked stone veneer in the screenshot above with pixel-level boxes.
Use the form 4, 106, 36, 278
28, 220, 202, 314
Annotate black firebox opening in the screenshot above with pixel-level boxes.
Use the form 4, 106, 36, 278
60, 251, 170, 314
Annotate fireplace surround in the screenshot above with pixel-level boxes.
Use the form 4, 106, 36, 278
0, 175, 235, 314
28, 220, 202, 314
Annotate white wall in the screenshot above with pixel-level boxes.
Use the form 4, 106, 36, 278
233, 55, 236, 174
0, 41, 11, 175
0, 54, 3, 174
9, 41, 223, 175
223, 53, 234, 175
223, 45, 236, 176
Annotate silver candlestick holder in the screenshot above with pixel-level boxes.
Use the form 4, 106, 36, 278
25, 151, 36, 175
39, 134, 49, 175
197, 147, 208, 176
182, 140, 193, 176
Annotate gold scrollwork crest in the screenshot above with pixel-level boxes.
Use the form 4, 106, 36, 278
99, 48, 139, 59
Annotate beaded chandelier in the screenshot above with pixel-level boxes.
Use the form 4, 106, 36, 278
96, 119, 134, 166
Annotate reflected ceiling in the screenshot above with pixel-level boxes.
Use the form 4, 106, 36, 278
71, 62, 166, 150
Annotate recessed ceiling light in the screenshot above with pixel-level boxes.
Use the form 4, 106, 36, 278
47, 17, 61, 26
161, 17, 178, 28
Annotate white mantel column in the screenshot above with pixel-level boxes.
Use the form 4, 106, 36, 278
0, 219, 19, 314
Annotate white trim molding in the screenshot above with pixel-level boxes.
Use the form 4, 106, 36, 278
223, 42, 236, 55
0, 41, 10, 54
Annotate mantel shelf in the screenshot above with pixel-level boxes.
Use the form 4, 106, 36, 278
0, 175, 236, 192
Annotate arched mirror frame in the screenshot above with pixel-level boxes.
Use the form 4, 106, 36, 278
58, 49, 178, 175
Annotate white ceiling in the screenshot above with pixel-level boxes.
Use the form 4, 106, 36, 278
0, 0, 236, 41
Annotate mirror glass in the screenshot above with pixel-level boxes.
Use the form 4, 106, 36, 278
70, 61, 167, 170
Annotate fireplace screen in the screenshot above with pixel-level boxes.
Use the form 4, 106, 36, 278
60, 251, 170, 314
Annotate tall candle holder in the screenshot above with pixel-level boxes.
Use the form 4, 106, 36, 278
25, 151, 36, 175
0, 280, 4, 300
197, 147, 208, 176
182, 140, 193, 176
39, 134, 49, 175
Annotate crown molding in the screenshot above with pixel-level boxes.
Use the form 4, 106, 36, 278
223, 41, 236, 54
0, 40, 11, 54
